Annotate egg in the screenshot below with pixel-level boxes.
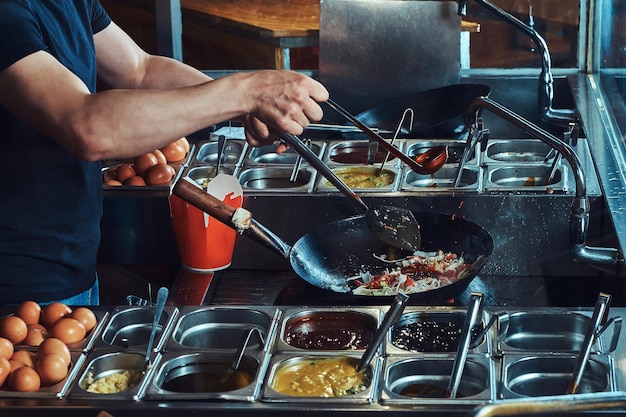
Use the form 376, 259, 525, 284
178, 137, 190, 154
9, 359, 25, 373
50, 318, 86, 345
0, 357, 10, 388
0, 337, 14, 360
69, 307, 97, 333
0, 315, 28, 344
104, 179, 123, 186
133, 152, 158, 176
8, 366, 41, 392
144, 163, 176, 185
36, 353, 69, 386
115, 163, 136, 183
37, 338, 71, 366
14, 300, 41, 325
123, 175, 147, 186
160, 140, 187, 162
152, 149, 168, 164
41, 302, 72, 329
11, 350, 35, 368
23, 324, 48, 346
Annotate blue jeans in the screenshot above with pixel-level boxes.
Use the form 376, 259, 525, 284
41, 277, 100, 306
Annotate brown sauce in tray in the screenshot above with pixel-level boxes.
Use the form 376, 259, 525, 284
162, 367, 255, 393
283, 312, 374, 350
329, 148, 395, 164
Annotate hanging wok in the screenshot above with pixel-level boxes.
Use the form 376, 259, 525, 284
173, 179, 493, 304
352, 83, 491, 139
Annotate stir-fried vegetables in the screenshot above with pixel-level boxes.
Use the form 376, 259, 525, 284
348, 250, 471, 296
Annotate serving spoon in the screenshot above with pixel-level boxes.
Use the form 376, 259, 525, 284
143, 286, 168, 373
281, 133, 421, 251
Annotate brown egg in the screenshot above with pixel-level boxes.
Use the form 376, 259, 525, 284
8, 366, 41, 392
36, 353, 69, 386
160, 140, 187, 162
104, 179, 123, 186
50, 318, 86, 345
152, 149, 168, 164
37, 338, 71, 366
115, 163, 136, 183
41, 302, 72, 329
0, 337, 14, 360
69, 307, 97, 333
11, 350, 35, 368
0, 357, 10, 388
133, 152, 158, 176
123, 175, 147, 187
23, 324, 48, 346
177, 137, 190, 154
0, 315, 28, 344
14, 301, 41, 325
9, 359, 25, 373
144, 163, 176, 185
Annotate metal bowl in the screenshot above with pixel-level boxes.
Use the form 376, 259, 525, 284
382, 357, 493, 404
166, 306, 276, 351
97, 306, 177, 352
502, 355, 612, 398
277, 308, 380, 351
145, 351, 267, 401
238, 167, 314, 191
497, 311, 599, 354
195, 140, 245, 165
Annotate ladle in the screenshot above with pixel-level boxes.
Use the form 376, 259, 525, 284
566, 292, 611, 394
356, 292, 409, 372
281, 132, 421, 251
217, 327, 265, 389
446, 292, 483, 398
143, 286, 168, 372
325, 98, 448, 175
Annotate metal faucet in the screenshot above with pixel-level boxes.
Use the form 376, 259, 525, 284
457, 0, 576, 126
460, 96, 621, 274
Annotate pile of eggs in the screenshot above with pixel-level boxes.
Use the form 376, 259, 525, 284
0, 301, 97, 392
103, 137, 190, 186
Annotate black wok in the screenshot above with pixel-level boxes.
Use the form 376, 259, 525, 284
173, 179, 493, 304
353, 83, 491, 139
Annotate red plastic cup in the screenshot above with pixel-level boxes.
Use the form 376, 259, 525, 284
169, 174, 243, 272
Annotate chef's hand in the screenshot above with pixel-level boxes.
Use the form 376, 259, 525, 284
242, 70, 328, 149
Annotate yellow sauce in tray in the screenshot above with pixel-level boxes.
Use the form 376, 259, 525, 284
325, 167, 395, 189
272, 357, 369, 397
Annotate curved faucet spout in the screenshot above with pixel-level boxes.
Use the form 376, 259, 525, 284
465, 96, 621, 274
458, 0, 576, 126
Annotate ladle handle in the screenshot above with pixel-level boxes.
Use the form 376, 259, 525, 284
145, 287, 168, 368
356, 293, 409, 372
567, 292, 612, 394
280, 133, 369, 212
447, 292, 483, 398
172, 178, 292, 259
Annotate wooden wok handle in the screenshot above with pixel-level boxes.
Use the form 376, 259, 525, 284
172, 178, 292, 259
172, 177, 236, 225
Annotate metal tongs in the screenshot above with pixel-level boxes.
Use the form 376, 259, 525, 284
325, 98, 447, 175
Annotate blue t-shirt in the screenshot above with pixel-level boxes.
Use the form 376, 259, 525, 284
0, 0, 112, 303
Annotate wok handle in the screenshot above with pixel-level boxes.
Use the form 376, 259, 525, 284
172, 178, 292, 259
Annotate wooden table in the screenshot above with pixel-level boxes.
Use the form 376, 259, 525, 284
156, 0, 479, 70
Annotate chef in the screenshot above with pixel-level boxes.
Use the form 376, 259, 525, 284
0, 0, 328, 305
